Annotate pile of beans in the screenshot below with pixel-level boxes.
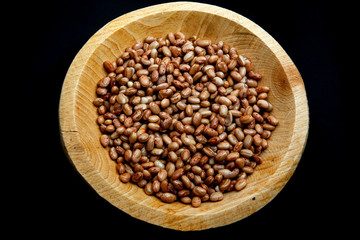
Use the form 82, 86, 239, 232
93, 32, 278, 207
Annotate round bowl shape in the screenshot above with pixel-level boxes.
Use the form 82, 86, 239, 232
59, 2, 309, 231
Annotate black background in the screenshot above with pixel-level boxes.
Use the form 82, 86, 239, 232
14, 0, 352, 237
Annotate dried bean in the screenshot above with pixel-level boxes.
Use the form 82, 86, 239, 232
161, 193, 177, 203
210, 192, 224, 202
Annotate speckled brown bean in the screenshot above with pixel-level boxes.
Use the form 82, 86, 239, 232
242, 166, 254, 174
235, 158, 245, 169
240, 149, 254, 158
191, 196, 202, 207
100, 134, 110, 147
161, 193, 177, 203
240, 115, 254, 124
148, 123, 160, 131
172, 168, 185, 180
192, 112, 202, 126
219, 178, 231, 192
203, 147, 216, 157
144, 182, 153, 195
210, 192, 224, 202
131, 171, 143, 183
226, 152, 240, 161
235, 178, 247, 191
138, 133, 150, 143
192, 186, 207, 197
149, 102, 160, 114
219, 105, 228, 117
152, 180, 161, 193
132, 149, 142, 163
157, 169, 168, 181
267, 115, 279, 126
181, 175, 192, 189
109, 147, 118, 160
119, 173, 131, 183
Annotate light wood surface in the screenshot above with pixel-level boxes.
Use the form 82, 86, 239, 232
59, 2, 309, 231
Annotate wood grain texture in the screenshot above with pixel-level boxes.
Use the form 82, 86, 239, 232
59, 2, 309, 231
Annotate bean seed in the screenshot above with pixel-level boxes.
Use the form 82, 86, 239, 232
203, 147, 216, 157
267, 115, 279, 126
210, 192, 224, 202
183, 51, 195, 62
161, 193, 177, 203
219, 179, 231, 192
132, 149, 142, 163
240, 115, 254, 124
193, 186, 207, 197
119, 173, 131, 183
218, 96, 232, 106
100, 134, 110, 147
144, 183, 154, 195
215, 150, 228, 161
191, 196, 202, 207
148, 123, 160, 131
244, 135, 253, 149
219, 105, 228, 117
172, 168, 185, 180
235, 178, 247, 191
242, 166, 254, 174
226, 152, 240, 161
240, 149, 254, 158
132, 172, 143, 183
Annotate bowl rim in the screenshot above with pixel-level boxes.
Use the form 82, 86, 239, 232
59, 1, 309, 231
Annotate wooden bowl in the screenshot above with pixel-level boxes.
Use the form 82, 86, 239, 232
59, 2, 309, 231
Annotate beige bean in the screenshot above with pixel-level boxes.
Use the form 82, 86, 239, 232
149, 102, 160, 114
203, 147, 216, 157
172, 168, 185, 180
157, 169, 168, 182
148, 115, 160, 123
210, 192, 224, 202
166, 162, 176, 177
240, 115, 254, 124
257, 99, 270, 109
100, 134, 110, 147
218, 96, 232, 106
183, 51, 195, 62
196, 39, 211, 47
240, 149, 254, 158
148, 123, 160, 131
185, 104, 193, 117
242, 166, 254, 174
192, 112, 202, 126
161, 193, 177, 203
193, 186, 207, 197
226, 152, 240, 161
119, 173, 131, 183
151, 148, 164, 156
219, 105, 228, 117
235, 178, 247, 191
191, 196, 202, 208
267, 115, 279, 126
215, 150, 228, 161
132, 149, 142, 163
243, 135, 253, 149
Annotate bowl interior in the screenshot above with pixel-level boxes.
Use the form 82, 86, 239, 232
71, 7, 296, 228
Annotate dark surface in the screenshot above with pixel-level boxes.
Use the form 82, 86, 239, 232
14, 0, 351, 237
